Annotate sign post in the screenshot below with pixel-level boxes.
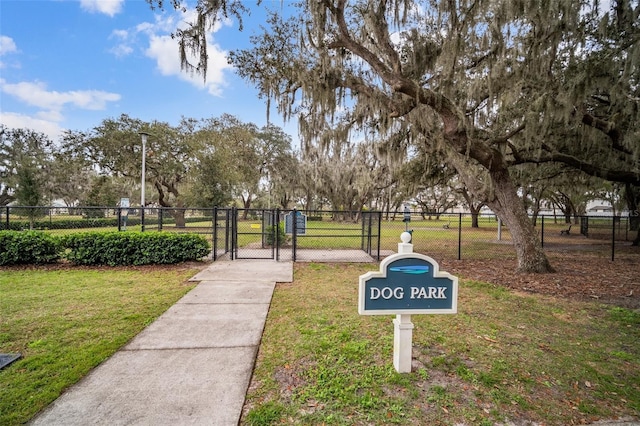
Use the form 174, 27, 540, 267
285, 210, 307, 235
120, 197, 130, 231
358, 232, 458, 373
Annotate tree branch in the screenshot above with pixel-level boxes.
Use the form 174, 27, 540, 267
529, 152, 640, 185
581, 112, 630, 155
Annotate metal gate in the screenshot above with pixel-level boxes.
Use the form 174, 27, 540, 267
213, 208, 380, 261
213, 208, 286, 260
212, 207, 232, 260
361, 211, 382, 261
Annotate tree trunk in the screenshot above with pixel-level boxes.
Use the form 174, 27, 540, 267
461, 191, 483, 228
154, 180, 186, 227
450, 154, 553, 273
487, 170, 553, 273
241, 195, 251, 220
173, 209, 186, 228
471, 212, 479, 228
624, 183, 640, 246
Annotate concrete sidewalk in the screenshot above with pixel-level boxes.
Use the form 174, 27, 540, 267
30, 260, 293, 426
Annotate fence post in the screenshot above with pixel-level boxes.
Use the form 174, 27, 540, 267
368, 213, 373, 255
362, 212, 370, 254
292, 208, 297, 262
541, 215, 544, 248
158, 208, 163, 231
611, 216, 616, 262
117, 207, 122, 232
361, 213, 366, 251
6, 206, 9, 229
213, 207, 218, 261
231, 207, 237, 260
275, 208, 280, 261
457, 213, 462, 260
229, 208, 233, 260
141, 207, 145, 232
377, 211, 382, 261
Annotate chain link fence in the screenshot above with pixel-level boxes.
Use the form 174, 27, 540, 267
1, 206, 637, 262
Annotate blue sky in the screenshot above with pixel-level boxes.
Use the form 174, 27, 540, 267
0, 0, 298, 144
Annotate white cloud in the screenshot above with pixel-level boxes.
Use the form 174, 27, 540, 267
110, 8, 233, 96
0, 111, 64, 141
79, 0, 124, 17
0, 78, 121, 140
1, 80, 121, 111
144, 10, 232, 96
109, 43, 133, 57
0, 36, 17, 55
145, 34, 231, 96
0, 35, 19, 69
108, 29, 133, 57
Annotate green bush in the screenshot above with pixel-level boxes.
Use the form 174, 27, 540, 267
265, 224, 287, 247
61, 232, 210, 266
0, 217, 129, 231
0, 231, 61, 265
0, 215, 212, 231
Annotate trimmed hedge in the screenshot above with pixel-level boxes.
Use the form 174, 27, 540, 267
0, 216, 213, 231
0, 218, 138, 231
0, 231, 61, 265
0, 231, 210, 266
61, 232, 211, 266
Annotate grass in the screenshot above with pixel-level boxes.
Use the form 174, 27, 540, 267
14, 213, 630, 262
229, 217, 515, 255
242, 263, 640, 425
2, 258, 638, 425
0, 265, 200, 425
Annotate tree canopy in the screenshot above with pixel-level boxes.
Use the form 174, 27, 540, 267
152, 0, 639, 270
0, 126, 52, 207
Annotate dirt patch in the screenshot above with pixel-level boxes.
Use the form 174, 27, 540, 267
440, 247, 640, 309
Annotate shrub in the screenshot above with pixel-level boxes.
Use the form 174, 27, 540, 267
61, 232, 210, 266
0, 215, 212, 231
0, 231, 61, 265
265, 224, 288, 247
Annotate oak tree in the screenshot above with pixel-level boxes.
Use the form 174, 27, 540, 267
150, 0, 639, 270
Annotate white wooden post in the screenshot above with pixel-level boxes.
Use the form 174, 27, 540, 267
393, 232, 415, 373
393, 313, 414, 373
359, 231, 458, 374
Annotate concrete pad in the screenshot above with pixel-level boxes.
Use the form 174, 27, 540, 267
178, 281, 275, 305
125, 303, 270, 350
189, 260, 293, 283
30, 347, 256, 426
294, 249, 375, 263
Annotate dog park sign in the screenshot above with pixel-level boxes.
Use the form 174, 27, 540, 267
358, 232, 458, 373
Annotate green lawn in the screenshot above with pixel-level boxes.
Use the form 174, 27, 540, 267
2, 262, 638, 425
7, 213, 627, 261
242, 263, 640, 425
0, 265, 200, 425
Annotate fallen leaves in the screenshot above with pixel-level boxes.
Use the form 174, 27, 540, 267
478, 335, 499, 344
441, 250, 640, 309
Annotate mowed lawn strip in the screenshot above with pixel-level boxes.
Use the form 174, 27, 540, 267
242, 263, 640, 426
0, 265, 201, 425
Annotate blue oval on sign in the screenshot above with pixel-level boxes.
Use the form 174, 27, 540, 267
389, 265, 430, 274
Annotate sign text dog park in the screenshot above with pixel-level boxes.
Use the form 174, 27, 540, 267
358, 255, 457, 315
358, 232, 458, 372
